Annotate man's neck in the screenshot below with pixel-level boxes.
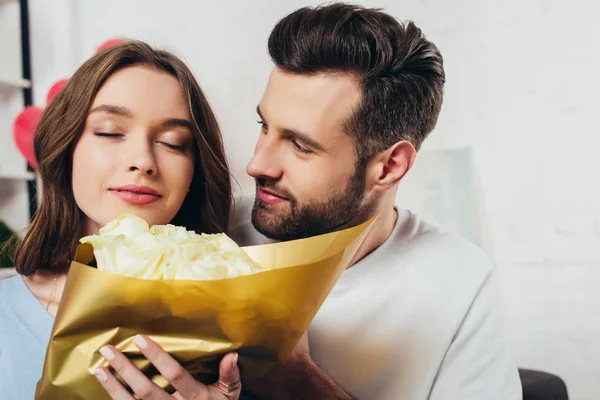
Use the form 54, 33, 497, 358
348, 203, 398, 268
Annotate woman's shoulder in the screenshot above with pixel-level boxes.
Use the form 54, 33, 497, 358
0, 273, 52, 335
0, 275, 50, 400
0, 274, 28, 323
0, 272, 24, 299
0, 275, 28, 344
0, 272, 25, 296
0, 267, 17, 281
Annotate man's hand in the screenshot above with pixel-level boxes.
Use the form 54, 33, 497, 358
93, 334, 241, 400
288, 331, 310, 364
244, 332, 352, 400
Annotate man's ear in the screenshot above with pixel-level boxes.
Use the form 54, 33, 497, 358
369, 141, 417, 191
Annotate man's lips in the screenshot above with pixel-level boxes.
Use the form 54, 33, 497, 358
257, 187, 288, 205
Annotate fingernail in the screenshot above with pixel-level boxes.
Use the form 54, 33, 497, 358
94, 368, 108, 382
99, 346, 115, 361
134, 334, 148, 350
232, 353, 239, 368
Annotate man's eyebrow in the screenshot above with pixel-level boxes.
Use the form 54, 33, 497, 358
282, 128, 326, 152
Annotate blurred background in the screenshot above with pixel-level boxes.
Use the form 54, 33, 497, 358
1, 0, 598, 398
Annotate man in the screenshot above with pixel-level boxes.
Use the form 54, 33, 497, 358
230, 3, 522, 400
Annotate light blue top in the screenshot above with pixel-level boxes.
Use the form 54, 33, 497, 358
0, 275, 54, 400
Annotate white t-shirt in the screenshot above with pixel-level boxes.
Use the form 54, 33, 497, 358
229, 196, 522, 400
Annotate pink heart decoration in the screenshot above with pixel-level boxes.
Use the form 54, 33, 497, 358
46, 78, 69, 104
13, 106, 43, 169
95, 38, 127, 54
11, 38, 126, 172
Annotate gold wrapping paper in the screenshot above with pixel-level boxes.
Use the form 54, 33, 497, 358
35, 218, 373, 399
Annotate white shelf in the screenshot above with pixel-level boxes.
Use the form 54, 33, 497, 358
0, 171, 36, 181
0, 77, 31, 89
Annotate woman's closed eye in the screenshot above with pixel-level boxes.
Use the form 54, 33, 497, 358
158, 141, 188, 152
94, 132, 124, 138
94, 132, 188, 152
257, 120, 268, 132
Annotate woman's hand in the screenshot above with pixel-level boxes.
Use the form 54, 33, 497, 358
93, 335, 241, 400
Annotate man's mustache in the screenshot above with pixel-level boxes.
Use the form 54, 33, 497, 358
256, 178, 294, 201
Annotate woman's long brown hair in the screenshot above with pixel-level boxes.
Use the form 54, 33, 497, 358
14, 40, 232, 276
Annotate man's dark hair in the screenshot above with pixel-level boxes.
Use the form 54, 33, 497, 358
268, 2, 445, 165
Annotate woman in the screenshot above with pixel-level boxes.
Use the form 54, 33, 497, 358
0, 40, 242, 400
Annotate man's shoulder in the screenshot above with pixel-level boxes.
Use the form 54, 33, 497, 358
392, 210, 494, 281
382, 211, 497, 325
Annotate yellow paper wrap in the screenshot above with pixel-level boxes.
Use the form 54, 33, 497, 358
35, 218, 373, 399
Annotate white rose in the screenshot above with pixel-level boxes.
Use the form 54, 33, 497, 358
80, 214, 263, 280
99, 213, 150, 237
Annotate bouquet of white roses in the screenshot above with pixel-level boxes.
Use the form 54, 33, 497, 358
81, 214, 265, 280
36, 214, 372, 399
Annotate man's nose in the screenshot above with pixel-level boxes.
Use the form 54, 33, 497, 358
246, 135, 283, 180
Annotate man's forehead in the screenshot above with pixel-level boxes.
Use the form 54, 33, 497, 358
261, 69, 361, 139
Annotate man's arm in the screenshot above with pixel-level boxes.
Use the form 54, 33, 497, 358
429, 270, 523, 399
244, 333, 354, 400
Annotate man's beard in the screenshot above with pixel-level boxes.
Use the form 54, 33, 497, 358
251, 167, 370, 241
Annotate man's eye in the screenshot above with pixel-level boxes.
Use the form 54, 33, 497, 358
292, 139, 312, 154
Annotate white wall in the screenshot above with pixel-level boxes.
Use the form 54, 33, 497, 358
18, 0, 600, 398
475, 2, 600, 398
